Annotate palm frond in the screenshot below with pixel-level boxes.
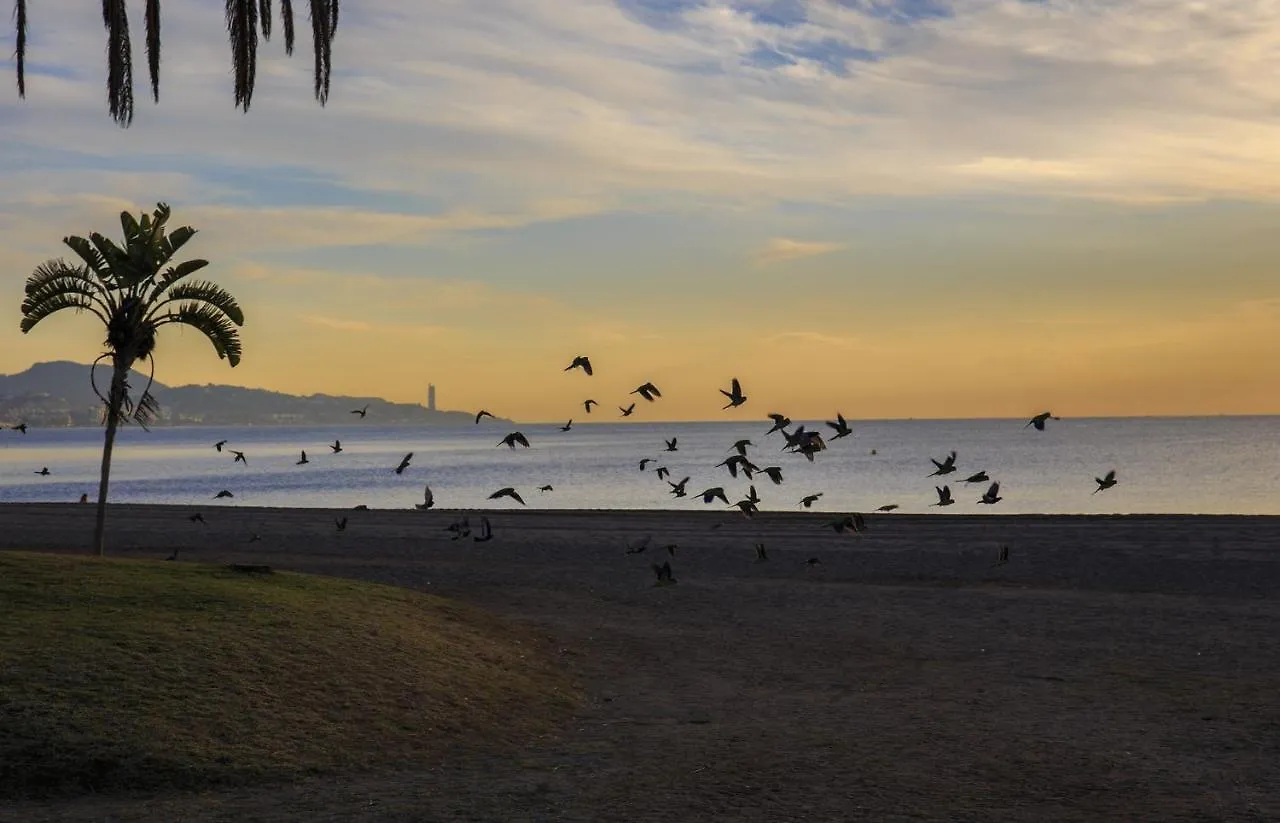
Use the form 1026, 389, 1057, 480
88, 232, 130, 283
62, 234, 113, 282
280, 0, 294, 55
226, 0, 259, 111
309, 0, 336, 105
144, 0, 160, 102
260, 0, 271, 40
103, 0, 134, 127
150, 279, 245, 326
14, 0, 26, 98
20, 292, 108, 333
147, 258, 210, 300
156, 302, 244, 367
157, 225, 197, 266
22, 260, 114, 320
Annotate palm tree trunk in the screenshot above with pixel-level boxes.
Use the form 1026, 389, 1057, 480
93, 364, 128, 556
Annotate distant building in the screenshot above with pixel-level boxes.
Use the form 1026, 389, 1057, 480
427, 384, 436, 411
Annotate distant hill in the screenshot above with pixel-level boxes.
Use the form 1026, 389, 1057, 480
0, 361, 493, 427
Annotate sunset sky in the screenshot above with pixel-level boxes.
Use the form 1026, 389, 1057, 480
2, 0, 1278, 421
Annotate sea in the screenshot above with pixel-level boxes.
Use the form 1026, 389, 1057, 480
0, 417, 1277, 515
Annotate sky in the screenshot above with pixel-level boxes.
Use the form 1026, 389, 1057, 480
1, 0, 1279, 422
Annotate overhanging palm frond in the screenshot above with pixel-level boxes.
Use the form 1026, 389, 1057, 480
14, 0, 26, 97
259, 0, 271, 40
151, 280, 245, 326
156, 225, 198, 268
309, 0, 335, 105
103, 0, 135, 127
226, 0, 259, 111
22, 261, 114, 320
145, 0, 160, 102
156, 302, 243, 366
280, 0, 295, 55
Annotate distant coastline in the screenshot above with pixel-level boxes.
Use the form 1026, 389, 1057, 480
0, 361, 508, 429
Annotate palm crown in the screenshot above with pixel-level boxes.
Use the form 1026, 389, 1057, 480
20, 202, 243, 422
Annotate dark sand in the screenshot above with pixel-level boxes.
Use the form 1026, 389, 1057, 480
2, 503, 1279, 822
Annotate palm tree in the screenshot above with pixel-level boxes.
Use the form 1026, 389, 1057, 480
19, 203, 244, 556
11, 0, 338, 126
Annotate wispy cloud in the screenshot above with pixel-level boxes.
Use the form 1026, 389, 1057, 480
754, 237, 846, 265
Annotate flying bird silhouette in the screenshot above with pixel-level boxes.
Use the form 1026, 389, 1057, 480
731, 439, 753, 456
720, 378, 747, 409
765, 413, 791, 435
717, 454, 759, 479
1026, 411, 1060, 431
561, 419, 573, 432
351, 405, 369, 418
232, 450, 247, 465
415, 485, 435, 510
875, 504, 900, 512
475, 410, 495, 425
34, 467, 49, 475
498, 432, 531, 449
826, 413, 852, 439
538, 484, 554, 492
655, 466, 671, 480
668, 477, 690, 498
11, 423, 28, 434
664, 437, 678, 452
296, 450, 309, 466
826, 515, 865, 534
394, 452, 414, 474
929, 451, 958, 477
697, 487, 729, 505
979, 482, 1003, 505
932, 485, 954, 507
963, 471, 989, 484
564, 355, 593, 376
619, 403, 636, 417
758, 466, 784, 485
213, 490, 234, 499
489, 487, 526, 505
632, 382, 662, 402
329, 440, 342, 454
800, 493, 823, 508
732, 498, 759, 518
214, 439, 228, 452
1094, 470, 1118, 494
583, 399, 599, 413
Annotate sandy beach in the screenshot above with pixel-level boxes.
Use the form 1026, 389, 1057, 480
2, 503, 1278, 821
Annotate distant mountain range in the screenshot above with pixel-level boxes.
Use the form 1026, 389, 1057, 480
0, 361, 496, 428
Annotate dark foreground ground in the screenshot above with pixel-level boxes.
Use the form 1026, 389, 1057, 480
2, 504, 1278, 822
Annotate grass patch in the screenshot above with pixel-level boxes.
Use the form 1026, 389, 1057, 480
0, 551, 578, 800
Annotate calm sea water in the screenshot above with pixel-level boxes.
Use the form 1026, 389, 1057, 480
0, 418, 1276, 515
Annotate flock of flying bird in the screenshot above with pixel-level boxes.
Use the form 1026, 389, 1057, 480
6, 359, 1122, 583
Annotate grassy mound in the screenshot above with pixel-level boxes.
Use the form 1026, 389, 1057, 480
0, 551, 577, 799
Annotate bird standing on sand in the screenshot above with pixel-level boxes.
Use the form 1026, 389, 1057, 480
296, 450, 309, 466
415, 485, 435, 510
189, 513, 206, 524
330, 440, 342, 454
214, 439, 228, 452
929, 451, 957, 477
214, 490, 234, 499
565, 355, 593, 376
932, 486, 954, 507
474, 517, 494, 542
335, 517, 348, 532
498, 432, 531, 449
475, 410, 495, 425
232, 450, 248, 466
619, 403, 636, 417
994, 545, 1010, 566
394, 453, 414, 474
1094, 470, 1118, 494
651, 561, 677, 586
800, 493, 823, 508
978, 482, 1003, 505
1026, 411, 1060, 431
351, 405, 369, 418
754, 543, 769, 562
79, 493, 89, 503
720, 378, 747, 409
489, 487, 526, 505
826, 413, 852, 440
